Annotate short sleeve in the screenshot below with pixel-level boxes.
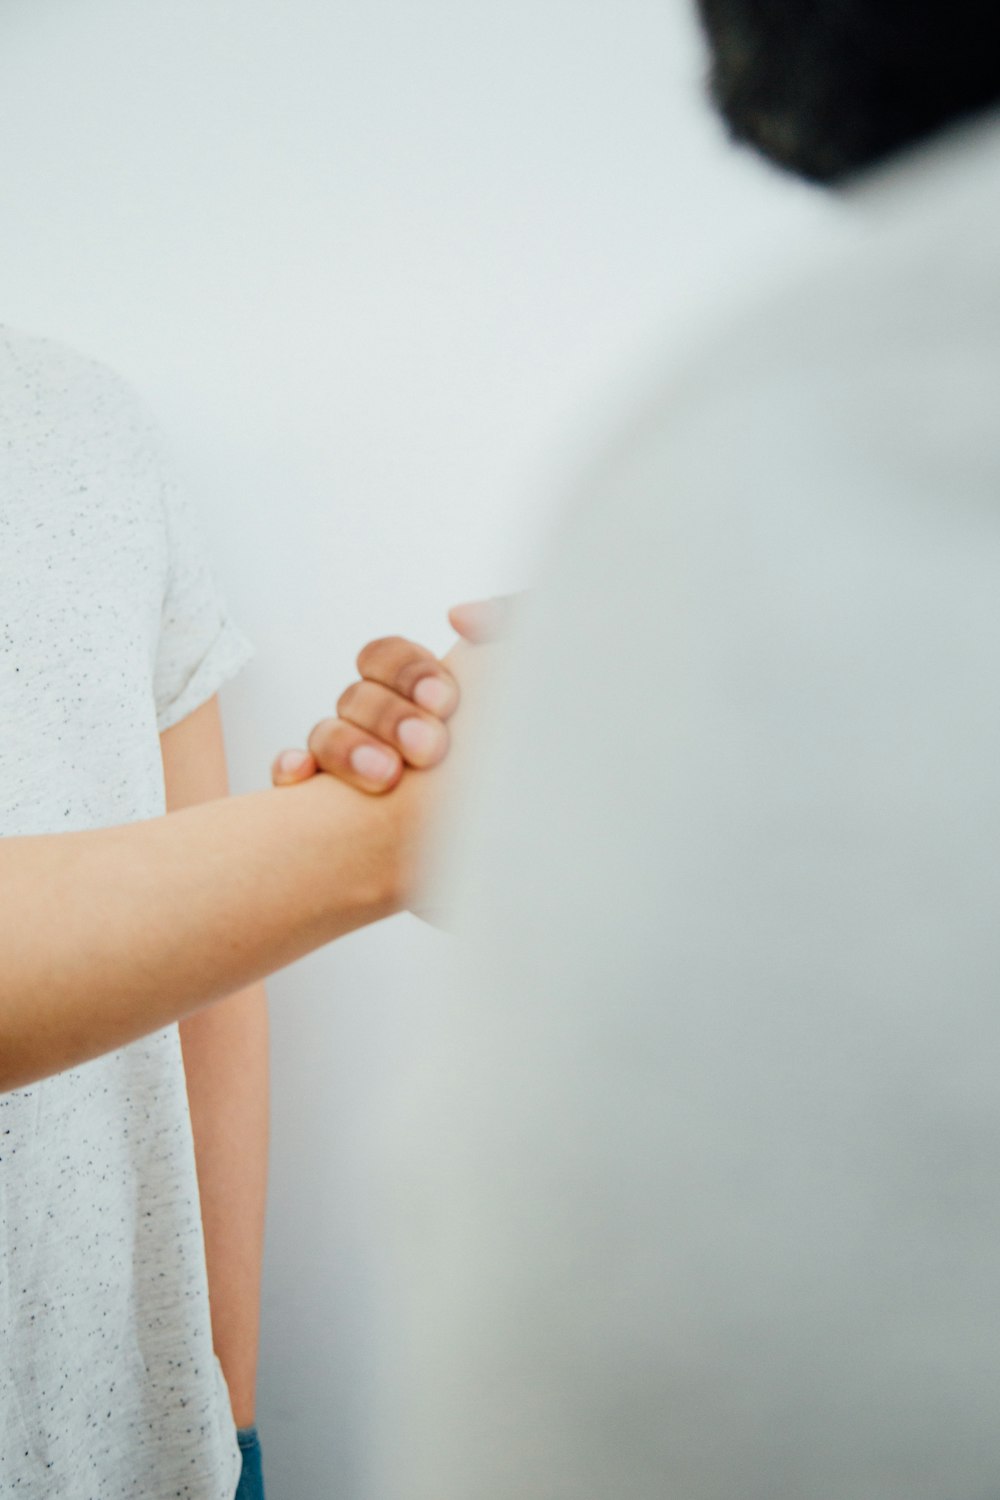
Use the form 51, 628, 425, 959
153, 472, 254, 733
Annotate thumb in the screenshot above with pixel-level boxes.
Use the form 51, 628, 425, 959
447, 595, 518, 644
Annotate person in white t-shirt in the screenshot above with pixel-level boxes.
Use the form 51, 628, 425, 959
0, 328, 477, 1500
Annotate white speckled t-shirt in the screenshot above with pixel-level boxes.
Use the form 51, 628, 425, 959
0, 326, 253, 1499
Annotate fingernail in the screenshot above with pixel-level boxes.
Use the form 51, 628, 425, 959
278, 749, 309, 775
398, 717, 442, 761
413, 676, 455, 715
350, 744, 398, 782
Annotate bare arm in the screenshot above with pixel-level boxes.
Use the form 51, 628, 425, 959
163, 698, 269, 1432
0, 749, 405, 1094
0, 622, 472, 1095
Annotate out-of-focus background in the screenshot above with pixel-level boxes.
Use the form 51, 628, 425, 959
0, 1, 840, 1492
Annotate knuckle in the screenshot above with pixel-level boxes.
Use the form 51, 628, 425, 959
387, 644, 439, 698
356, 635, 407, 674
338, 679, 387, 728
396, 661, 434, 697
376, 696, 406, 743
306, 717, 344, 765
336, 680, 362, 716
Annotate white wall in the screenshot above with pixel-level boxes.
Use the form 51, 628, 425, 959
0, 2, 840, 1493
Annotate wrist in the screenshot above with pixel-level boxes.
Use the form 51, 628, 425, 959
296, 772, 406, 928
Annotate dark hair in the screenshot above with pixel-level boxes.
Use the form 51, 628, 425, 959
694, 0, 1000, 183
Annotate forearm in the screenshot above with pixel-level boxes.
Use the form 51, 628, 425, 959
180, 980, 269, 1429
0, 775, 398, 1092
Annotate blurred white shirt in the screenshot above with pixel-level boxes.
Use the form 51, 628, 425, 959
375, 110, 1000, 1500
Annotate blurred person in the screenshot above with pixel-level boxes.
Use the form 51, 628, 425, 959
291, 2, 1000, 1496
0, 327, 484, 1500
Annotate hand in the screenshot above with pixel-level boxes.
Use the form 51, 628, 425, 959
270, 599, 514, 795
358, 631, 500, 916
271, 635, 460, 795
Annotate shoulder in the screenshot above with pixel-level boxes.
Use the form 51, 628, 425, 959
672, 110, 1000, 472
0, 326, 174, 536
0, 325, 169, 474
540, 110, 1000, 616
451, 111, 1000, 920
0, 325, 147, 420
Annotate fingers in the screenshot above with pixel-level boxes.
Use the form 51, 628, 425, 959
271, 732, 402, 795
271, 747, 318, 786
271, 632, 463, 797
447, 596, 513, 644
306, 716, 405, 793
336, 679, 449, 769
355, 636, 460, 719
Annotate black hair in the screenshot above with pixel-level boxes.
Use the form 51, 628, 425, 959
694, 0, 1000, 182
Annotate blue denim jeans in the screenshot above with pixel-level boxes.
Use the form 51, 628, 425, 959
235, 1425, 265, 1500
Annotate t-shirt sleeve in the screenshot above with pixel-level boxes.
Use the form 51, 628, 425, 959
153, 471, 254, 734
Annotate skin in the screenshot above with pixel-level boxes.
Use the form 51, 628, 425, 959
1, 609, 490, 1433
273, 602, 512, 790
274, 633, 460, 793
163, 698, 271, 1432
157, 634, 468, 1430
0, 635, 465, 1096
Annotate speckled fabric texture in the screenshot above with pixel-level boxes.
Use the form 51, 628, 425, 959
0, 326, 253, 1498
